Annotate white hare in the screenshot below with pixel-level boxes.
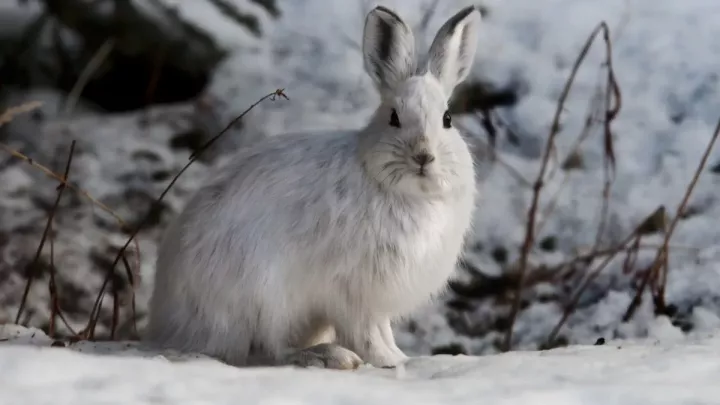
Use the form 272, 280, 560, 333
145, 5, 481, 369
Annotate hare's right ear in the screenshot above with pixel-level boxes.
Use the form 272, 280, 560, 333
425, 6, 481, 95
362, 6, 417, 92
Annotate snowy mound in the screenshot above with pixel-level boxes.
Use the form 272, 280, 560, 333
1, 325, 719, 405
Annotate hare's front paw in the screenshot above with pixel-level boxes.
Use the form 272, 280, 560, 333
365, 346, 408, 369
336, 320, 409, 369
284, 343, 363, 370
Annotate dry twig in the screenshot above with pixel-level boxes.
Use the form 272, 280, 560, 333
544, 206, 663, 346
623, 117, 720, 321
0, 101, 43, 126
15, 141, 76, 324
503, 22, 620, 352
46, 222, 80, 338
64, 38, 116, 115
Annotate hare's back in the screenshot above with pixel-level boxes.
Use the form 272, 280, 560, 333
182, 130, 365, 250
211, 130, 360, 202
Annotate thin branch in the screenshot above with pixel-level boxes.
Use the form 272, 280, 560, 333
64, 38, 116, 115
121, 254, 138, 337
57, 310, 79, 337
0, 143, 131, 230
47, 230, 58, 338
65, 38, 115, 114
189, 89, 289, 160
657, 117, 720, 295
15, 140, 76, 324
544, 239, 700, 275
0, 101, 43, 126
111, 276, 120, 340
623, 117, 720, 321
592, 25, 622, 250
144, 45, 168, 106
48, 217, 80, 338
535, 88, 605, 236
503, 22, 616, 352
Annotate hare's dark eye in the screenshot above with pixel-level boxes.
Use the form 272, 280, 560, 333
389, 108, 401, 128
443, 110, 452, 129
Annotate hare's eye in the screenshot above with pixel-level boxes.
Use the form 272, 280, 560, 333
443, 110, 452, 129
389, 108, 401, 128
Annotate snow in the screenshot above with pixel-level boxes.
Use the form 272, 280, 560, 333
2, 0, 720, 400
3, 324, 720, 404
160, 0, 274, 46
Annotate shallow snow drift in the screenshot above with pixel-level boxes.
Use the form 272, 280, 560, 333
1, 325, 719, 405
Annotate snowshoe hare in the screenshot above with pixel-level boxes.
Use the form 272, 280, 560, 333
145, 5, 481, 369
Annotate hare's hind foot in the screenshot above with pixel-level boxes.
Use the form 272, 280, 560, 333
283, 343, 363, 370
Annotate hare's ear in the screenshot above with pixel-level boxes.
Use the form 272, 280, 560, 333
362, 6, 417, 92
425, 6, 481, 95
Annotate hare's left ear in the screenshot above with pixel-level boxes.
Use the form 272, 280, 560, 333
362, 6, 417, 92
425, 6, 481, 95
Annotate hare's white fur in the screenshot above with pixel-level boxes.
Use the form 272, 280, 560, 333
145, 5, 482, 368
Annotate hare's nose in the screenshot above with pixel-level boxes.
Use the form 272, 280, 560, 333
412, 152, 435, 166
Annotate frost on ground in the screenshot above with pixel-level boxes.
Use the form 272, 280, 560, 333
1, 0, 720, 360
2, 325, 720, 405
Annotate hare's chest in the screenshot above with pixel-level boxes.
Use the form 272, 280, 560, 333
365, 200, 468, 312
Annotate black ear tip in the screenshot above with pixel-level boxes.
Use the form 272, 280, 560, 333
457, 5, 479, 20
370, 5, 403, 22
438, 5, 480, 36
372, 5, 393, 13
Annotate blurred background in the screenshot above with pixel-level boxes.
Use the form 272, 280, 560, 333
1, 0, 720, 356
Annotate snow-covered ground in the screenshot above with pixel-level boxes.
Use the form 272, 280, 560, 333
2, 0, 720, 403
2, 0, 720, 392
3, 324, 720, 405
